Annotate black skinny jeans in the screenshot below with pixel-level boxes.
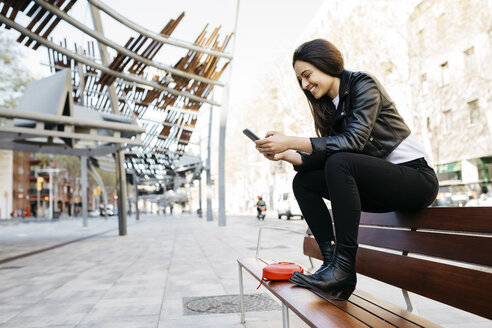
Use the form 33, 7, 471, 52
292, 152, 439, 247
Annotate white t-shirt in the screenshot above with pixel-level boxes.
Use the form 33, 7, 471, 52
385, 135, 427, 164
331, 96, 426, 164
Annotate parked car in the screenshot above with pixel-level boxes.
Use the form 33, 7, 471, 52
466, 190, 492, 207
276, 192, 303, 220
433, 183, 476, 207
88, 209, 100, 217
100, 205, 114, 216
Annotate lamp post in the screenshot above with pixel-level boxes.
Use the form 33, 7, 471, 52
37, 168, 65, 219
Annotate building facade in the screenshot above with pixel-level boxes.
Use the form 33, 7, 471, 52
0, 150, 13, 219
407, 0, 492, 189
10, 151, 96, 219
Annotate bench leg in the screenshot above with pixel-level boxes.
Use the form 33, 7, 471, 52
402, 289, 418, 314
282, 303, 290, 328
239, 263, 245, 323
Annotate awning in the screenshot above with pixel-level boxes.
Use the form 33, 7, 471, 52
437, 161, 462, 173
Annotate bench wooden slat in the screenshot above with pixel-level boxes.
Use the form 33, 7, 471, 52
358, 208, 492, 233
351, 290, 441, 328
304, 237, 492, 319
356, 247, 492, 320
238, 258, 369, 327
358, 226, 492, 266
238, 258, 439, 328
304, 236, 323, 259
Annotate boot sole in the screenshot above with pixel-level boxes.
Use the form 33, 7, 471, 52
289, 275, 312, 289
289, 274, 355, 300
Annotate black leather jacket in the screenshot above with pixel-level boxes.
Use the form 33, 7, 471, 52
295, 70, 411, 171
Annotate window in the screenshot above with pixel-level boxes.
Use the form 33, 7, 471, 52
440, 62, 449, 86
468, 99, 480, 124
464, 47, 475, 72
417, 28, 425, 49
18, 183, 24, 192
18, 166, 24, 175
421, 73, 428, 95
443, 109, 452, 132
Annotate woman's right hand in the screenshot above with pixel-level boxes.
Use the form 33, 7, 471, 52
263, 152, 285, 161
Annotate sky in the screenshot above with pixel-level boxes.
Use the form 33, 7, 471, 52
10, 0, 324, 108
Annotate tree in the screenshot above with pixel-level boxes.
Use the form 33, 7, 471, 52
0, 30, 33, 109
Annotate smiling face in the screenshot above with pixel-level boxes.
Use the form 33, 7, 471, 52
294, 60, 340, 100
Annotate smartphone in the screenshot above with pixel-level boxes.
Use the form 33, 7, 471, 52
242, 128, 260, 142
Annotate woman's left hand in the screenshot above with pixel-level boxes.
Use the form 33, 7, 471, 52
255, 131, 290, 155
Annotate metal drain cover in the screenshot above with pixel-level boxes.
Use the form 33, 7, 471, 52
183, 293, 280, 315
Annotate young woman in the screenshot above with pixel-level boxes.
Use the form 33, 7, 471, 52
255, 39, 439, 299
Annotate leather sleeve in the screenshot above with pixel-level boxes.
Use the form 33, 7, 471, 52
310, 74, 382, 162
293, 149, 325, 172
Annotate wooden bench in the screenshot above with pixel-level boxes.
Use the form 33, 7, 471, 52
238, 207, 492, 327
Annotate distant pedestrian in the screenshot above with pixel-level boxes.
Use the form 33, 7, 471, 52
255, 39, 439, 299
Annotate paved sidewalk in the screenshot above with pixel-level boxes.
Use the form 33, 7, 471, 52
0, 214, 489, 328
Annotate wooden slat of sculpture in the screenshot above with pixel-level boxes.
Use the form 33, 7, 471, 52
98, 13, 184, 89
26, 0, 39, 16
178, 130, 192, 143
99, 34, 148, 86
17, 1, 50, 44
129, 13, 184, 75
4, 0, 77, 49
156, 26, 231, 152
0, 0, 31, 29
32, 0, 78, 50
157, 25, 231, 115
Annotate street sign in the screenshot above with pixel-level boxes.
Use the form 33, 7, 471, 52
36, 177, 44, 191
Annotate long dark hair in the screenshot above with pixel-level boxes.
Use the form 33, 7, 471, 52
292, 39, 344, 137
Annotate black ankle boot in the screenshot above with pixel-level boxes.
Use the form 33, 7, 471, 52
310, 240, 335, 275
290, 243, 357, 299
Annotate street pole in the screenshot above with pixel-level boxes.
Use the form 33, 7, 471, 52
115, 150, 127, 235
198, 135, 203, 218
35, 170, 40, 218
206, 104, 213, 222
218, 0, 240, 227
49, 170, 53, 220
81, 155, 88, 227
133, 172, 139, 221
198, 176, 203, 218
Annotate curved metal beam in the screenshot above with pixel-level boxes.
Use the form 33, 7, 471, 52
0, 15, 220, 106
33, 0, 225, 87
88, 0, 233, 60
0, 108, 145, 133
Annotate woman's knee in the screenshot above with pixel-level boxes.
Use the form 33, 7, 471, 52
292, 172, 306, 194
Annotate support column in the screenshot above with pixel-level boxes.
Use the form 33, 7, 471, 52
90, 4, 127, 234
206, 106, 213, 222
198, 175, 203, 218
89, 4, 120, 113
35, 170, 40, 218
133, 172, 139, 221
81, 156, 88, 227
115, 151, 127, 235
49, 170, 53, 220
217, 0, 240, 227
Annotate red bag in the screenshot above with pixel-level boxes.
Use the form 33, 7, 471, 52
257, 262, 303, 289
